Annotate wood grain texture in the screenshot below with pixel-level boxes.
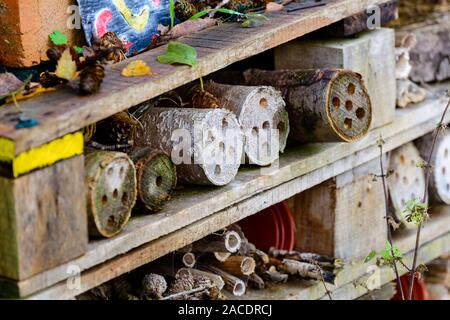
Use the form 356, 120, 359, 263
0, 0, 393, 154
3, 89, 448, 299
0, 156, 87, 282
275, 28, 396, 129
321, 0, 398, 36
293, 159, 387, 260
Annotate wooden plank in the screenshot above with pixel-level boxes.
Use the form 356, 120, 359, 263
3, 91, 448, 298
0, 0, 392, 155
321, 0, 398, 36
0, 156, 87, 286
292, 159, 387, 261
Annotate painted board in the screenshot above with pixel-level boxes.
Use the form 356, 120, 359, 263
77, 0, 173, 55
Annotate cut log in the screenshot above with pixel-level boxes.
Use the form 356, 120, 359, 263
395, 14, 450, 83
214, 252, 231, 262
200, 265, 246, 297
182, 252, 197, 268
242, 69, 372, 143
85, 150, 137, 238
176, 268, 225, 290
248, 273, 265, 289
416, 132, 450, 205
202, 81, 290, 165
211, 256, 256, 277
275, 28, 396, 129
134, 108, 243, 186
191, 231, 242, 253
129, 147, 177, 212
388, 143, 427, 229
396, 79, 427, 108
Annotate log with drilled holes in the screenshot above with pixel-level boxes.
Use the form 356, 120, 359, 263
241, 69, 372, 143
134, 108, 243, 186
416, 132, 450, 205
85, 150, 137, 238
129, 147, 177, 212
275, 28, 395, 129
202, 81, 289, 166
388, 143, 427, 229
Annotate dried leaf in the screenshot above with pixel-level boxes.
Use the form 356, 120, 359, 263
55, 49, 77, 81
191, 90, 220, 109
6, 86, 56, 103
122, 60, 154, 77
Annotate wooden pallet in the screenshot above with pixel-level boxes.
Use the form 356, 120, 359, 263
0, 87, 445, 299
0, 0, 392, 155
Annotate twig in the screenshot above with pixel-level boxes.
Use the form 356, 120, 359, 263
209, 0, 230, 18
378, 138, 405, 300
314, 262, 332, 300
407, 97, 450, 300
86, 141, 131, 151
160, 285, 211, 300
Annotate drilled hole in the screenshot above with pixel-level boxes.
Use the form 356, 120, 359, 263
345, 101, 353, 111
445, 149, 449, 158
443, 167, 446, 175
277, 121, 285, 131
215, 165, 221, 175
156, 176, 163, 187
219, 141, 225, 153
252, 127, 259, 136
344, 118, 352, 129
259, 98, 268, 108
347, 83, 356, 95
403, 176, 408, 184
122, 192, 129, 205
332, 97, 340, 108
222, 119, 228, 129
357, 201, 363, 208
108, 168, 114, 176
107, 215, 116, 228
400, 155, 406, 164
102, 195, 108, 206
207, 131, 215, 142
113, 189, 119, 199
262, 121, 270, 130
119, 167, 124, 177
356, 108, 365, 119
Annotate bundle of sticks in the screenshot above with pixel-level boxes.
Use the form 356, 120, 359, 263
78, 224, 343, 300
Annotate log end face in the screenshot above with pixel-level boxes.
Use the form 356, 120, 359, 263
327, 71, 372, 142
86, 151, 137, 238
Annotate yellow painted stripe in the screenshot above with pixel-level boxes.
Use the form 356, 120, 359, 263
0, 132, 84, 178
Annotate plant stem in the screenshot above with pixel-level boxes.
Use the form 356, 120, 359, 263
378, 140, 405, 300
196, 66, 204, 92
315, 262, 332, 300
407, 97, 450, 300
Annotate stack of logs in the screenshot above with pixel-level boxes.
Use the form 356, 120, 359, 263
83, 67, 373, 238
77, 225, 342, 300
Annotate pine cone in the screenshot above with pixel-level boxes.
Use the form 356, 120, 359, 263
175, 0, 198, 21
100, 32, 127, 63
142, 273, 167, 299
78, 64, 105, 95
191, 90, 220, 108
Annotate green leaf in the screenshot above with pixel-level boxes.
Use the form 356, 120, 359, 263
157, 42, 197, 67
49, 30, 68, 45
73, 46, 84, 55
169, 0, 175, 29
241, 16, 268, 28
189, 9, 211, 20
364, 250, 377, 263
392, 245, 403, 259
